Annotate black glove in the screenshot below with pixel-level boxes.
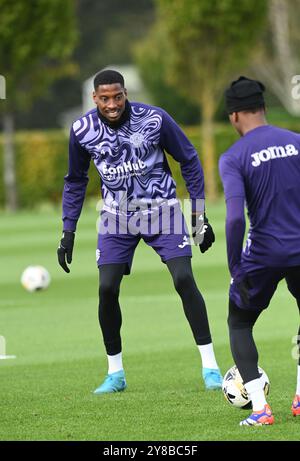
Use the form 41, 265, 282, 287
57, 231, 75, 273
192, 213, 215, 253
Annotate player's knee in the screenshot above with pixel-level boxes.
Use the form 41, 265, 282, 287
227, 312, 242, 330
99, 280, 120, 301
227, 300, 257, 330
173, 271, 194, 294
227, 315, 254, 331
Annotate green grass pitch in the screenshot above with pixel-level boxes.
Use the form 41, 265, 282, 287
0, 201, 299, 441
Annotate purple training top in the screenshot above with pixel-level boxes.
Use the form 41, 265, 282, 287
219, 125, 300, 276
62, 102, 205, 231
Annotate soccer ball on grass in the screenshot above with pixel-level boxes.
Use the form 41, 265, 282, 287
222, 364, 270, 409
21, 265, 51, 292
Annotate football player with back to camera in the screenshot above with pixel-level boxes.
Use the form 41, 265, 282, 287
219, 76, 300, 426
57, 69, 223, 394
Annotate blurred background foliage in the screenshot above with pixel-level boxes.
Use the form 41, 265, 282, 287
0, 0, 300, 209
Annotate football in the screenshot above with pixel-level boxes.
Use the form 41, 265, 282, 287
21, 266, 51, 292
222, 365, 270, 409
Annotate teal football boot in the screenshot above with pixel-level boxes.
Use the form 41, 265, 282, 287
93, 370, 126, 394
202, 367, 223, 390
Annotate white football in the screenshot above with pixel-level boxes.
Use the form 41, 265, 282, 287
222, 365, 270, 409
21, 266, 51, 292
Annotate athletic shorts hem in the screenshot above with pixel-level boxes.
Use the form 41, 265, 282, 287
163, 254, 192, 263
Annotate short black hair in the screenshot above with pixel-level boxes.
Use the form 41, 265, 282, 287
93, 69, 125, 90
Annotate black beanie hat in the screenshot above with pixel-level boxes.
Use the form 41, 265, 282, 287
225, 76, 265, 114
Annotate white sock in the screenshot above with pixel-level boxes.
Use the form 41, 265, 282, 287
245, 378, 267, 412
296, 365, 300, 395
197, 343, 219, 369
107, 352, 123, 374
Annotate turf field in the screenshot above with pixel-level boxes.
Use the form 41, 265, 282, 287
0, 201, 299, 441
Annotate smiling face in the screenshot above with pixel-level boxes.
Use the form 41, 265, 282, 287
93, 83, 127, 123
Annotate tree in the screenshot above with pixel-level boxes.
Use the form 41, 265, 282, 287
0, 0, 77, 210
18, 0, 156, 130
134, 21, 200, 124
155, 0, 267, 200
74, 0, 155, 78
251, 0, 300, 116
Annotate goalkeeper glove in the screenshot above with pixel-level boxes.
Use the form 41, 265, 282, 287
191, 213, 215, 253
57, 231, 75, 273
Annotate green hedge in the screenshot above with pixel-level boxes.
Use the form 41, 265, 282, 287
0, 130, 101, 208
0, 121, 299, 208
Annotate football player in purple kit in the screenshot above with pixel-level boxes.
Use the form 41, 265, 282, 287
57, 69, 222, 394
219, 76, 300, 426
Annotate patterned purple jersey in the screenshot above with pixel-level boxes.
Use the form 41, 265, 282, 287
219, 125, 300, 269
62, 102, 204, 231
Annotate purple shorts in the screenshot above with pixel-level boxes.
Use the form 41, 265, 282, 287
96, 203, 192, 274
230, 265, 300, 310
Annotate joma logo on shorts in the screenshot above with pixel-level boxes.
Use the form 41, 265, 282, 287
251, 144, 298, 167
